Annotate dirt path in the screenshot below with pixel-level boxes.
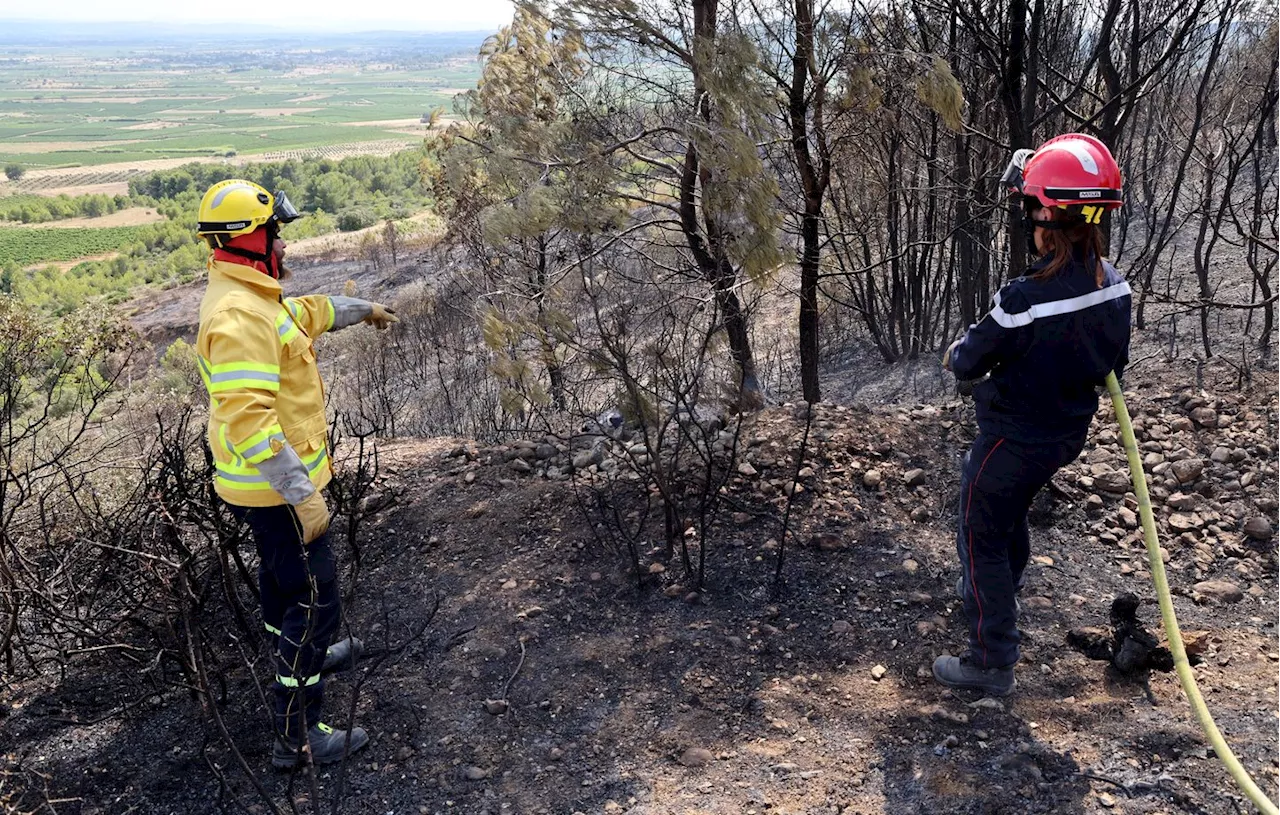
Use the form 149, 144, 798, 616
22, 250, 121, 272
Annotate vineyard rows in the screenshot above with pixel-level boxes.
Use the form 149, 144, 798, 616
14, 169, 146, 191
0, 226, 145, 266
256, 139, 421, 161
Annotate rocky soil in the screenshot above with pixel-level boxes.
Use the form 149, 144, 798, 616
4, 363, 1275, 815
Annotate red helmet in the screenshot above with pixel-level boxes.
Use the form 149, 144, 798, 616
1019, 133, 1122, 210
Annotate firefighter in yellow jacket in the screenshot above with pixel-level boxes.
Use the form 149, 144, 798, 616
195, 179, 397, 768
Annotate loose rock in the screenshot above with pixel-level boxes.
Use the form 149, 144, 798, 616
1243, 516, 1273, 540
968, 697, 1005, 712
811, 532, 846, 552
1192, 580, 1244, 603
1171, 458, 1205, 485
1168, 492, 1202, 511
572, 448, 603, 470
1094, 471, 1131, 494
1190, 407, 1218, 428
679, 747, 714, 768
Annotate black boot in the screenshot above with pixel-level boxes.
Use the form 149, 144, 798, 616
321, 637, 364, 673
932, 654, 1016, 696
272, 722, 369, 769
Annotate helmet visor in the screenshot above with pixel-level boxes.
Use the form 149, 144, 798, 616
272, 190, 301, 223
999, 149, 1036, 194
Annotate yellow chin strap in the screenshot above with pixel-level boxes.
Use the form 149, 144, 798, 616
1061, 203, 1105, 224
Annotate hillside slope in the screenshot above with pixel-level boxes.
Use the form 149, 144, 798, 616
7, 369, 1276, 815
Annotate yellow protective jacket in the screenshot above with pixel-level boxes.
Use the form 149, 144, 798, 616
196, 259, 337, 507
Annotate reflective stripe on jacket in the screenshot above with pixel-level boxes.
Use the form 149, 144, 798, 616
197, 259, 337, 507
949, 249, 1131, 444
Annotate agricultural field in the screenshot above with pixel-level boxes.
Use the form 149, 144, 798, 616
6, 140, 426, 197
0, 224, 144, 266
0, 30, 484, 179
0, 27, 480, 297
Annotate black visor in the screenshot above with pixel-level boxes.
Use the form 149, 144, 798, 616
273, 191, 301, 223
999, 148, 1036, 194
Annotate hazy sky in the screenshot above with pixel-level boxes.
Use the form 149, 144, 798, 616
0, 0, 516, 31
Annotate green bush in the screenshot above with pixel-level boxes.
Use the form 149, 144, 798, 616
337, 207, 377, 232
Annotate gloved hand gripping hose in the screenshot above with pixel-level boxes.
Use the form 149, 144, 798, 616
1106, 371, 1279, 815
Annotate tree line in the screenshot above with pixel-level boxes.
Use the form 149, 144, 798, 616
428, 0, 1277, 413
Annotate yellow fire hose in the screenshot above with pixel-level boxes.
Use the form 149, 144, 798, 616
1106, 371, 1279, 815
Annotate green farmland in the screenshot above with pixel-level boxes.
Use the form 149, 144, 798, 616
0, 29, 482, 311
0, 35, 483, 174
0, 224, 144, 266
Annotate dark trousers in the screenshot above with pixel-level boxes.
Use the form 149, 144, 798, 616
956, 432, 1085, 668
230, 503, 341, 741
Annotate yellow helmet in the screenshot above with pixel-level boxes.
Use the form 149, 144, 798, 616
196, 179, 300, 247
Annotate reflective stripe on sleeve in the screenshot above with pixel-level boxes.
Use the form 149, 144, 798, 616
265, 623, 282, 636
214, 446, 329, 492
302, 446, 328, 474
201, 358, 281, 393
218, 423, 243, 466
275, 310, 301, 345
234, 424, 286, 464
214, 463, 273, 489
989, 280, 1132, 329
324, 297, 336, 331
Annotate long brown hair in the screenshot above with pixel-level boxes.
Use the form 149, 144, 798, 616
1029, 208, 1107, 287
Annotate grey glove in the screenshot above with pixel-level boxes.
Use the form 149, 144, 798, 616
255, 444, 330, 542
254, 444, 316, 504
330, 296, 374, 331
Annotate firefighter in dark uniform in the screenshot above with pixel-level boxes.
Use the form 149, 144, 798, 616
934, 134, 1132, 695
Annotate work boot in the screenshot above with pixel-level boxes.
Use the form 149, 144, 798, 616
272, 722, 369, 769
321, 636, 364, 673
932, 654, 1016, 696
955, 577, 1022, 615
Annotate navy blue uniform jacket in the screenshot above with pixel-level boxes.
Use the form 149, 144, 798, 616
949, 251, 1132, 444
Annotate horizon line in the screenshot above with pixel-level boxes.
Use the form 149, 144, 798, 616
0, 18, 506, 34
